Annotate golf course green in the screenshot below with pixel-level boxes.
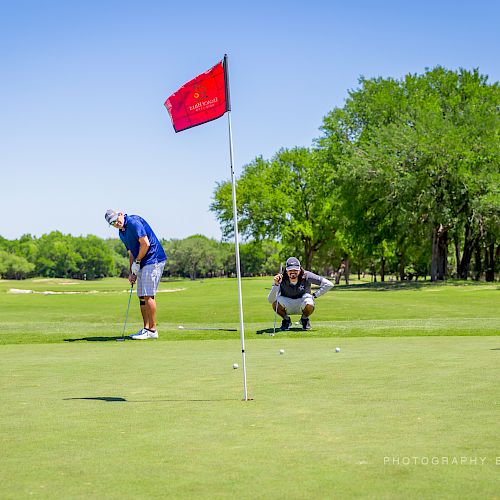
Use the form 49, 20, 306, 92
0, 277, 498, 498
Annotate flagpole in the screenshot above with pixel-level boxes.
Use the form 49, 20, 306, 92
164, 54, 248, 400
225, 56, 248, 401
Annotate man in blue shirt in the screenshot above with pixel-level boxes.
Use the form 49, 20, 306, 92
105, 209, 167, 339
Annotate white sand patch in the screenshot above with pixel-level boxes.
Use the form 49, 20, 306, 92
9, 287, 186, 295
9, 288, 99, 295
31, 279, 81, 285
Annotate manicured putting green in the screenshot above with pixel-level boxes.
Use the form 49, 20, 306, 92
0, 336, 498, 498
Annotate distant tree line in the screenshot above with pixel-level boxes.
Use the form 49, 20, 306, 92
211, 67, 499, 282
0, 232, 125, 280
0, 233, 285, 280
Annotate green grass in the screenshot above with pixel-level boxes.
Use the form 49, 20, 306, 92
0, 277, 499, 498
0, 277, 498, 343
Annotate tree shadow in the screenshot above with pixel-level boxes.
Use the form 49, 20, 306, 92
64, 336, 128, 342
333, 280, 496, 292
336, 282, 429, 292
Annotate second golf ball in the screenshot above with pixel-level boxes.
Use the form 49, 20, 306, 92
279, 349, 285, 355
335, 347, 340, 352
232, 363, 239, 369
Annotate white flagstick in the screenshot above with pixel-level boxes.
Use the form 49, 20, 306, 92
225, 56, 248, 401
228, 113, 248, 401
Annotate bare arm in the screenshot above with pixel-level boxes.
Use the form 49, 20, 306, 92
135, 236, 150, 262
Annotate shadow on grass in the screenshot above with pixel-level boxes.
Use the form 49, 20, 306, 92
336, 281, 432, 292
333, 280, 498, 292
256, 327, 305, 335
64, 396, 127, 402
64, 396, 240, 403
64, 336, 129, 342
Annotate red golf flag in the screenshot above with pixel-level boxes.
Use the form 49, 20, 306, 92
164, 56, 230, 133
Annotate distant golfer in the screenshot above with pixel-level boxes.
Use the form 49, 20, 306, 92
105, 209, 167, 340
267, 257, 333, 331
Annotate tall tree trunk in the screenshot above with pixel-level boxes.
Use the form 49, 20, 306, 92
457, 221, 475, 280
454, 233, 461, 278
398, 253, 405, 281
473, 241, 482, 281
431, 224, 448, 281
380, 254, 385, 282
335, 259, 349, 285
484, 242, 496, 282
303, 238, 314, 270
343, 258, 350, 285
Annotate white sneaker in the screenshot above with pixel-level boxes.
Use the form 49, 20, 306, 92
130, 329, 158, 340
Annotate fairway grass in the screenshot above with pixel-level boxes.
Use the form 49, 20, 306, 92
0, 277, 498, 344
0, 337, 499, 499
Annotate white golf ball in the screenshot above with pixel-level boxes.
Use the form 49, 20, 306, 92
335, 347, 340, 353
178, 325, 184, 329
232, 363, 239, 369
279, 349, 285, 355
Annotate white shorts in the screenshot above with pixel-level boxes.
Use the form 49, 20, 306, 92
278, 293, 315, 315
137, 261, 166, 297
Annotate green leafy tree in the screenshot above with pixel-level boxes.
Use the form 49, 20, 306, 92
0, 250, 35, 279
239, 240, 282, 276
104, 238, 130, 277
211, 147, 339, 269
74, 235, 115, 279
319, 67, 500, 281
166, 235, 223, 279
32, 232, 81, 277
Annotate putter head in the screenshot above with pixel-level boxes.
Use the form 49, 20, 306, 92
116, 338, 125, 342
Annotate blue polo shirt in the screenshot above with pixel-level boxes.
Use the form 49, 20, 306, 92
118, 214, 167, 268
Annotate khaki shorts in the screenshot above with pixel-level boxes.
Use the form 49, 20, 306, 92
278, 293, 315, 315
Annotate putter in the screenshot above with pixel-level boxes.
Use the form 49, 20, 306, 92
271, 263, 283, 336
117, 283, 134, 342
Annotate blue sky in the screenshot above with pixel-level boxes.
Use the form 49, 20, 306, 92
1, 0, 498, 241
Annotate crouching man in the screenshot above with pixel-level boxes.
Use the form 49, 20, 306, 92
267, 257, 333, 331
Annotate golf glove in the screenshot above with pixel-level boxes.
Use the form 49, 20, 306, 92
131, 261, 141, 275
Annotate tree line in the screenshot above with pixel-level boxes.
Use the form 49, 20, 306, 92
211, 67, 499, 281
0, 233, 284, 280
